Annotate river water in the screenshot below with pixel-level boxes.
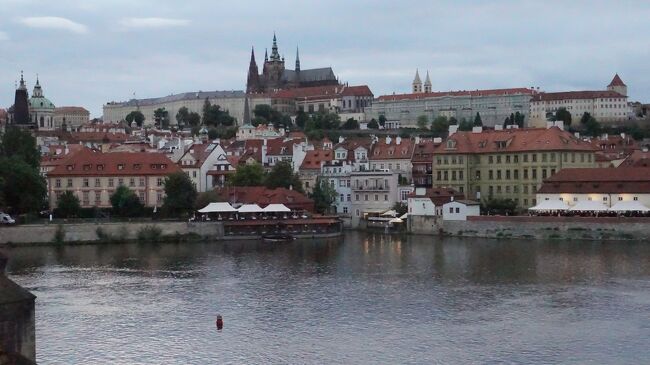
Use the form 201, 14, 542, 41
4, 232, 650, 364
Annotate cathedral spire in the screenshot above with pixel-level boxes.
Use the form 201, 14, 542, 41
246, 46, 260, 94
270, 32, 280, 61
264, 48, 268, 62
295, 46, 300, 72
18, 70, 26, 90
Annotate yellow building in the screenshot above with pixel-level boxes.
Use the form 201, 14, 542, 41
432, 126, 596, 208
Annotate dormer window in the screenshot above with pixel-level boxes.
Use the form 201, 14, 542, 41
83, 164, 91, 171
117, 164, 124, 170
161, 164, 167, 169
446, 139, 457, 149
133, 164, 141, 170
66, 165, 74, 171
97, 164, 104, 171
151, 164, 158, 169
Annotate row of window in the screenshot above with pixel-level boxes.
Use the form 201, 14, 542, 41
436, 167, 557, 182
437, 152, 593, 165
549, 196, 640, 202
54, 177, 164, 189
54, 190, 163, 205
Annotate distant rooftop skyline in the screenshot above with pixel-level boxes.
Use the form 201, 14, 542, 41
1, 0, 649, 117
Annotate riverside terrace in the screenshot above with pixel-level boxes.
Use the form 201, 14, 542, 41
194, 202, 343, 238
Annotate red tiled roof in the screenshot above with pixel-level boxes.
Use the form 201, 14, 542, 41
215, 187, 315, 212
48, 150, 181, 177
68, 131, 129, 144
272, 84, 372, 99
608, 74, 626, 87
370, 137, 415, 160
377, 88, 535, 101
435, 127, 596, 155
179, 142, 216, 168
538, 168, 650, 194
340, 85, 373, 97
266, 138, 302, 156
620, 149, 650, 167
409, 187, 464, 206
411, 140, 439, 163
531, 90, 624, 102
300, 149, 333, 170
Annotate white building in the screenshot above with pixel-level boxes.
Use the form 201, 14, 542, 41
178, 142, 227, 192
407, 187, 465, 216
529, 74, 631, 127
442, 200, 480, 221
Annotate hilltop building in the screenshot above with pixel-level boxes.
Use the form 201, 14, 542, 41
529, 74, 631, 127
8, 72, 32, 127
246, 34, 339, 94
28, 76, 56, 130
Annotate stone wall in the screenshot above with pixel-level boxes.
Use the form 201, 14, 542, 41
408, 215, 650, 241
0, 221, 224, 245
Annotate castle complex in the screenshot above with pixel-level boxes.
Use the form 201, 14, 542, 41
246, 34, 339, 94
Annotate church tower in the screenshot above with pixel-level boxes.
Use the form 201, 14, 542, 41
424, 71, 432, 93
246, 47, 261, 93
607, 73, 627, 97
11, 72, 30, 126
263, 33, 286, 90
412, 69, 423, 93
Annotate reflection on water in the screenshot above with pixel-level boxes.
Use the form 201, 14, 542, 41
4, 232, 650, 364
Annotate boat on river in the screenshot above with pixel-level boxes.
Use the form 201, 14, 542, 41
262, 233, 295, 243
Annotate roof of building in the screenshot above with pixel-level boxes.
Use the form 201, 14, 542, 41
48, 150, 181, 177
411, 140, 439, 163
619, 149, 650, 167
29, 95, 55, 109
377, 87, 535, 102
531, 90, 624, 102
409, 187, 464, 206
68, 131, 129, 144
282, 67, 336, 84
435, 127, 595, 154
272, 84, 372, 100
106, 90, 245, 107
55, 106, 90, 114
266, 138, 301, 156
216, 186, 314, 209
370, 137, 415, 160
340, 85, 373, 97
538, 168, 650, 194
179, 142, 220, 168
608, 74, 626, 87
300, 149, 333, 170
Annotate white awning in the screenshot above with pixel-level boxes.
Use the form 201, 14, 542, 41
381, 210, 397, 217
399, 213, 408, 219
237, 204, 264, 213
528, 199, 569, 211
198, 202, 237, 213
609, 200, 650, 212
569, 200, 609, 212
389, 217, 403, 223
364, 208, 389, 214
262, 203, 291, 212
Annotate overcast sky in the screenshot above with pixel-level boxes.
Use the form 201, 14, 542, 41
1, 0, 649, 117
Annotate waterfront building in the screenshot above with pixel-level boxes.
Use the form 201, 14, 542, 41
46, 150, 181, 209
536, 167, 650, 209
366, 71, 535, 127
246, 35, 338, 94
350, 169, 399, 227
368, 135, 415, 184
215, 186, 315, 212
299, 149, 334, 194
412, 138, 440, 187
529, 74, 631, 127
54, 106, 90, 130
432, 125, 597, 208
442, 200, 481, 221
407, 187, 464, 216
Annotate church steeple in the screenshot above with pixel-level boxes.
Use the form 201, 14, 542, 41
33, 74, 43, 97
18, 71, 26, 91
264, 48, 268, 62
270, 33, 280, 61
412, 69, 423, 93
246, 46, 260, 94
295, 46, 300, 72
424, 70, 432, 93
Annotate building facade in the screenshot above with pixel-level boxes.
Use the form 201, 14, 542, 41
47, 151, 181, 209
431, 125, 597, 208
529, 74, 631, 127
54, 107, 90, 130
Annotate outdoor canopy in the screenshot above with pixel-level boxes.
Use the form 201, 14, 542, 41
198, 202, 237, 213
262, 204, 291, 212
569, 200, 609, 212
237, 204, 264, 213
528, 199, 569, 211
380, 210, 397, 217
608, 200, 650, 212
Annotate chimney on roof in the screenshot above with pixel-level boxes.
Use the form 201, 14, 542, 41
495, 124, 503, 131
574, 132, 580, 138
338, 136, 344, 144
433, 137, 442, 143
554, 121, 564, 130
414, 136, 420, 144
386, 135, 392, 145
546, 121, 554, 129
396, 136, 401, 145
472, 126, 483, 133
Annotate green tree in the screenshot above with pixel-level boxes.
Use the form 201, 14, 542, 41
367, 119, 379, 129
341, 118, 360, 130
584, 116, 601, 137
580, 112, 593, 125
378, 115, 387, 127
0, 157, 47, 214
110, 186, 143, 217
416, 115, 430, 130
265, 161, 303, 193
154, 108, 170, 129
431, 116, 449, 136
514, 111, 525, 127
0, 127, 41, 168
194, 190, 221, 210
229, 163, 266, 186
176, 106, 189, 126
555, 107, 572, 127
295, 110, 308, 129
392, 202, 408, 216
125, 110, 145, 127
310, 178, 337, 214
208, 128, 219, 140
163, 172, 197, 217
187, 112, 201, 127
473, 112, 483, 127
481, 198, 517, 216
202, 99, 235, 127
56, 191, 81, 218
448, 117, 458, 125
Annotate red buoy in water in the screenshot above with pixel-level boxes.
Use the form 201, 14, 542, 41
216, 315, 223, 330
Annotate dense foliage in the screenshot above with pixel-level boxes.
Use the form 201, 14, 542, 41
125, 110, 145, 127
56, 191, 81, 218
310, 178, 337, 214
110, 186, 144, 217
163, 172, 197, 217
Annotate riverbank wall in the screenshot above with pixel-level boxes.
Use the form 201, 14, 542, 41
408, 215, 650, 241
0, 221, 224, 245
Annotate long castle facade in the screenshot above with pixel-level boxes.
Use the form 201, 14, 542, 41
246, 34, 339, 94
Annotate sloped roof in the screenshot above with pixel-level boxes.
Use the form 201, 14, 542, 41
377, 87, 535, 101
216, 186, 314, 210
411, 140, 438, 163
266, 138, 301, 156
282, 67, 336, 83
620, 149, 650, 167
538, 167, 650, 194
608, 74, 626, 87
55, 106, 89, 114
370, 137, 415, 160
531, 90, 624, 102
435, 127, 595, 154
300, 149, 333, 170
107, 90, 245, 107
48, 150, 181, 177
340, 85, 373, 97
